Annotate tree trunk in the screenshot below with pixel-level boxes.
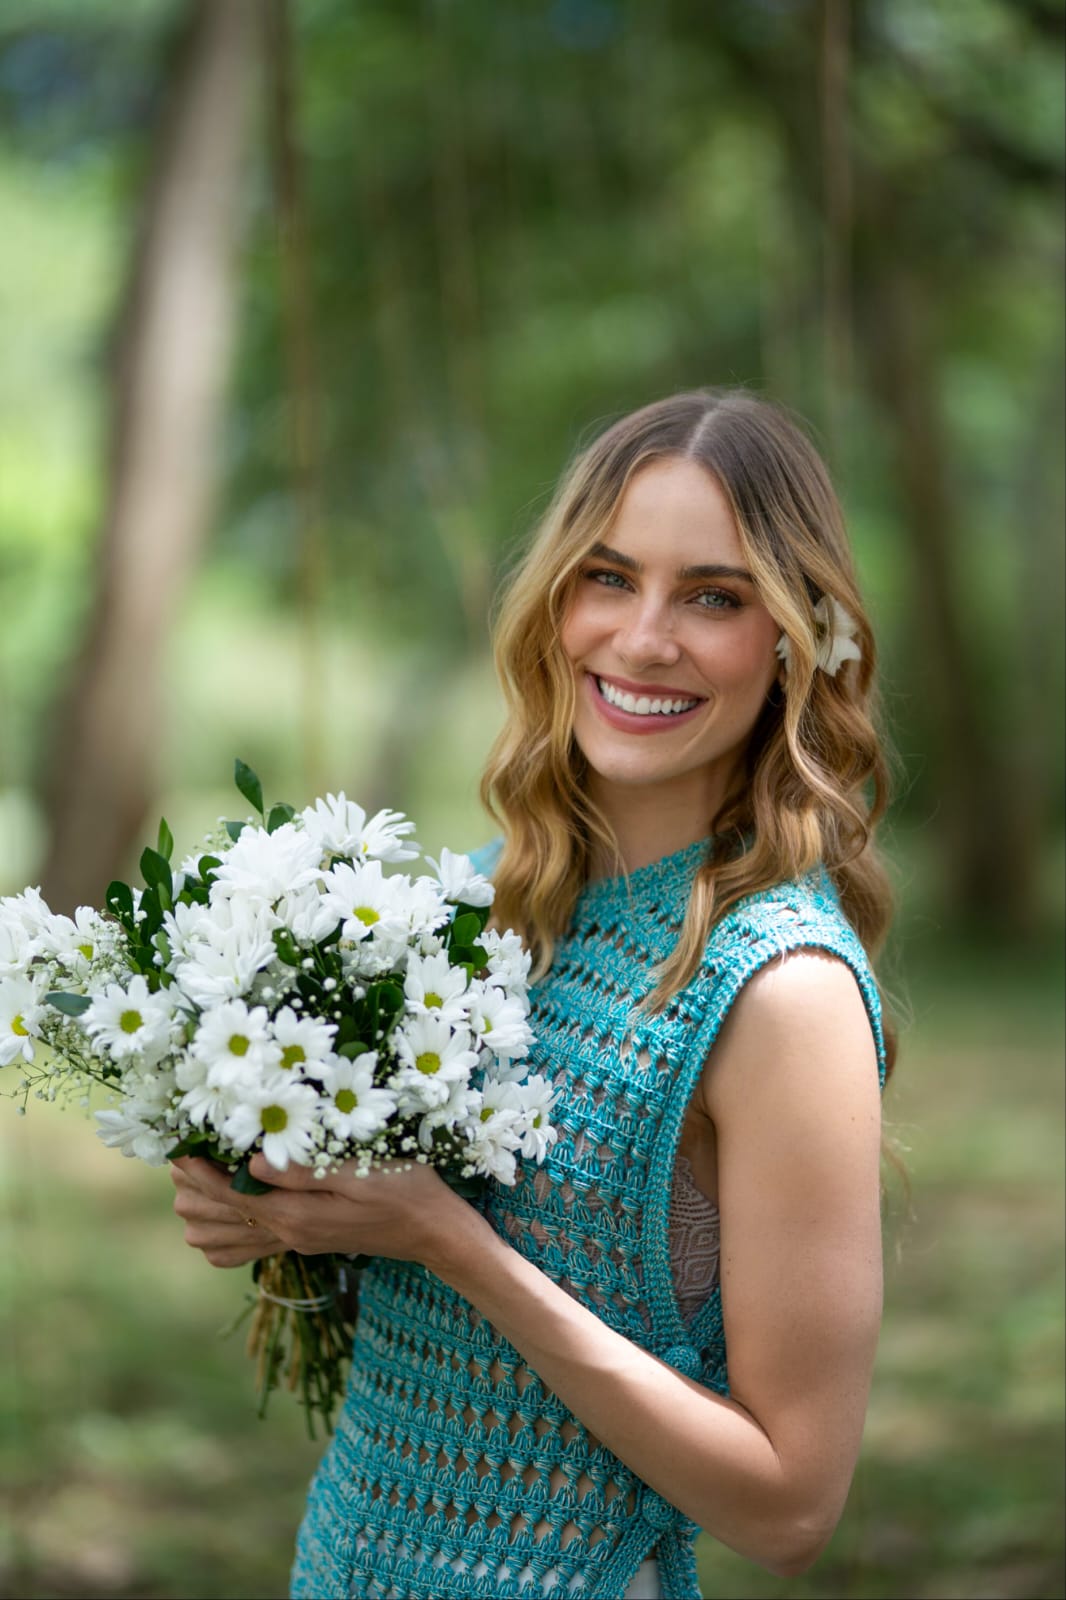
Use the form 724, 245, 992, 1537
38, 0, 260, 911
865, 259, 1037, 930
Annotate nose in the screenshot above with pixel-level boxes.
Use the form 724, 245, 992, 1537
614, 594, 682, 669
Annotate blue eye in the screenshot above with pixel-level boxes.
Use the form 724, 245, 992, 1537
588, 569, 631, 590
693, 589, 740, 611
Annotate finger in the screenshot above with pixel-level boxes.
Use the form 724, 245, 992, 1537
184, 1216, 281, 1251
173, 1187, 260, 1226
171, 1156, 249, 1209
247, 1153, 320, 1189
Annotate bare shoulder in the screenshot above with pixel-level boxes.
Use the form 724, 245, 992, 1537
699, 948, 879, 1124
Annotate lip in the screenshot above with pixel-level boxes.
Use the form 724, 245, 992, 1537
583, 671, 706, 735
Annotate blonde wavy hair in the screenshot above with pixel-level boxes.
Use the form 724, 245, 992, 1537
480, 388, 898, 1076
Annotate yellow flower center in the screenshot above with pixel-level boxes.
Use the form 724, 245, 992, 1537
415, 1051, 441, 1075
11, 1013, 28, 1038
228, 1033, 250, 1056
280, 1044, 306, 1070
353, 906, 379, 927
261, 1105, 288, 1133
423, 991, 443, 1009
78, 942, 94, 961
120, 1009, 144, 1035
334, 1088, 357, 1114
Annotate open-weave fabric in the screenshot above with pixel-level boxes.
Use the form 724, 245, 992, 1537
291, 839, 887, 1600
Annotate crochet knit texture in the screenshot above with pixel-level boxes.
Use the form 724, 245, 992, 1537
290, 839, 888, 1600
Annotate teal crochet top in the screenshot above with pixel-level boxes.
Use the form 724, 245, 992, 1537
290, 838, 887, 1600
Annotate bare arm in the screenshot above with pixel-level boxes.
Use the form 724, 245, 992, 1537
172, 950, 882, 1577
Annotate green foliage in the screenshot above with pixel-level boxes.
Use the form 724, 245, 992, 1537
233, 759, 265, 819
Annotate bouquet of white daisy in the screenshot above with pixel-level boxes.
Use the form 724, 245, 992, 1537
1, 760, 554, 1434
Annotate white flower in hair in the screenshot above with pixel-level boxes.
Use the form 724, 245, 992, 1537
775, 595, 861, 678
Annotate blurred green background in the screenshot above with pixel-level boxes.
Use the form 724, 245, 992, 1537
1, 2, 1063, 1597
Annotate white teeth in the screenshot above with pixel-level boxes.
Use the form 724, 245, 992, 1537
597, 678, 700, 716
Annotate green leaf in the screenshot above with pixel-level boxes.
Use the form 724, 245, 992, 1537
338, 1040, 370, 1059
444, 1173, 487, 1201
234, 758, 265, 817
267, 802, 295, 833
165, 1132, 214, 1161
224, 820, 246, 843
138, 885, 164, 938
230, 1161, 274, 1196
197, 854, 222, 881
157, 817, 174, 861
450, 944, 487, 970
450, 912, 480, 947
46, 991, 92, 1016
140, 845, 173, 906
453, 901, 491, 933
105, 880, 135, 921
272, 928, 302, 966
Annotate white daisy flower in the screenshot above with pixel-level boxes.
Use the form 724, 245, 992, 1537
512, 1073, 559, 1162
480, 928, 532, 991
0, 974, 47, 1065
300, 794, 419, 863
0, 911, 36, 979
318, 1051, 397, 1141
468, 985, 533, 1059
320, 860, 419, 945
460, 1089, 524, 1186
95, 1099, 172, 1165
171, 910, 278, 1008
95, 1066, 177, 1164
390, 1016, 480, 1111
37, 905, 115, 979
0, 887, 53, 944
221, 1074, 321, 1169
278, 883, 341, 947
175, 1052, 237, 1130
161, 899, 213, 963
361, 807, 420, 862
191, 999, 281, 1080
416, 1076, 480, 1151
403, 951, 470, 1022
210, 822, 324, 909
270, 1006, 337, 1075
83, 975, 177, 1064
425, 847, 495, 908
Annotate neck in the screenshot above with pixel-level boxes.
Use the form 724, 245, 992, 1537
586, 768, 739, 877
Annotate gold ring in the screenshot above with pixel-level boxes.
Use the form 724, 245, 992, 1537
245, 1216, 258, 1228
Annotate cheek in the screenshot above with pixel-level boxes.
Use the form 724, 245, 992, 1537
558, 597, 595, 666
695, 626, 779, 696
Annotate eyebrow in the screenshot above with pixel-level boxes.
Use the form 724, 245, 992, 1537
587, 541, 755, 585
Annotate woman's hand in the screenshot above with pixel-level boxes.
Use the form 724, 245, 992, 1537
171, 1156, 285, 1268
170, 1152, 490, 1272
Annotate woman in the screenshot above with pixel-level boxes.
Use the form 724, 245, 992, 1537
172, 388, 895, 1600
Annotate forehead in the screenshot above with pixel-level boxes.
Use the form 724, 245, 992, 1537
608, 457, 743, 564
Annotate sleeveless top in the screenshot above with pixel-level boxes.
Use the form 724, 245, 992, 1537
290, 838, 888, 1600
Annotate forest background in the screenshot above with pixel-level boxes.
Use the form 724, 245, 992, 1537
1, 2, 1063, 1597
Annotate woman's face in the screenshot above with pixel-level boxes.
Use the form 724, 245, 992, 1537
559, 456, 782, 821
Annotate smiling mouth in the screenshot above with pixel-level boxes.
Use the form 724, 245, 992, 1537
592, 675, 704, 718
